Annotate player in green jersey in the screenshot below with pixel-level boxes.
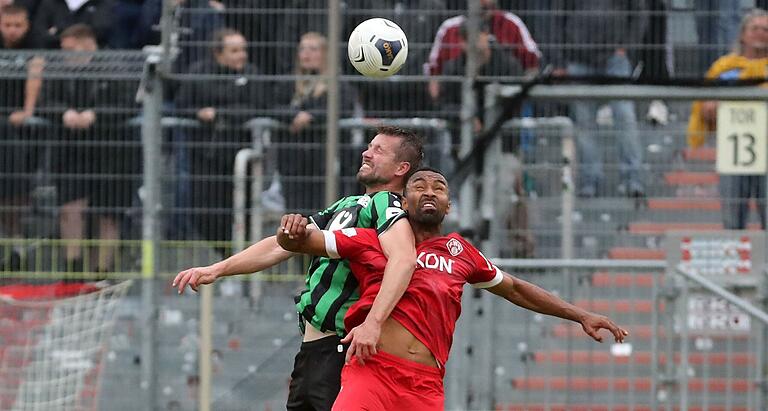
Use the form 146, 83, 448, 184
173, 126, 424, 411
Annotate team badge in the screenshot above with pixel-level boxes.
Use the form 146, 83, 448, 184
446, 238, 463, 256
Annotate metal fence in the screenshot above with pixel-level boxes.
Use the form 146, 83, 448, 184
3, 2, 768, 410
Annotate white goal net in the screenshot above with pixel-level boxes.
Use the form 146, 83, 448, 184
0, 281, 132, 411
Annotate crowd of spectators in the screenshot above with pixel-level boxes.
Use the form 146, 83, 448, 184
0, 1, 765, 270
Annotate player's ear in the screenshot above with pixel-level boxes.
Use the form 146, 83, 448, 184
445, 199, 451, 215
395, 161, 411, 178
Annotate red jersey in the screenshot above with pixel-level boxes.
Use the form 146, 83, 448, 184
322, 228, 503, 372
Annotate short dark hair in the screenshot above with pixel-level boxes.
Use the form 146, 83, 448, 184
212, 28, 244, 54
376, 125, 424, 180
59, 24, 96, 42
0, 4, 28, 17
404, 167, 448, 195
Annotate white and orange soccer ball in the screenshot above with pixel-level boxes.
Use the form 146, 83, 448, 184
347, 18, 408, 78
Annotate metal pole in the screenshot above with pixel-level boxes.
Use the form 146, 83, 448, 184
139, 51, 161, 411
325, 0, 340, 205
199, 286, 213, 411
458, 0, 481, 233
679, 277, 690, 411
561, 123, 575, 259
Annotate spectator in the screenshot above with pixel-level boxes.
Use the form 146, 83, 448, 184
43, 24, 140, 272
695, 0, 742, 73
276, 31, 358, 212
558, 0, 649, 198
272, 0, 369, 75
174, 28, 270, 245
0, 4, 48, 270
425, 0, 540, 100
1, 4, 47, 125
441, 20, 525, 130
108, 0, 146, 49
354, 0, 446, 117
687, 9, 768, 230
135, 0, 223, 63
33, 0, 113, 46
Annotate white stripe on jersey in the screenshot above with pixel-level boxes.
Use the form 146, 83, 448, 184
472, 267, 504, 289
322, 231, 341, 259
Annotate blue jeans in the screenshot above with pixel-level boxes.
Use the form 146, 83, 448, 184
720, 175, 767, 229
695, 0, 741, 71
568, 53, 643, 193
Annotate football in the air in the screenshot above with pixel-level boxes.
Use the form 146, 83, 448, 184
347, 18, 408, 78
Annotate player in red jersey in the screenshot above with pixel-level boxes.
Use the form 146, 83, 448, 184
277, 168, 628, 411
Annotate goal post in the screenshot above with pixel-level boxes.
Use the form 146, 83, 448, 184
0, 280, 132, 411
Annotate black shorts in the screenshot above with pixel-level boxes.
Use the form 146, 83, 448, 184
286, 335, 348, 411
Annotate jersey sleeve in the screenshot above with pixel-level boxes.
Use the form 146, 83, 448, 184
465, 241, 504, 289
362, 192, 406, 235
309, 197, 346, 229
321, 228, 380, 261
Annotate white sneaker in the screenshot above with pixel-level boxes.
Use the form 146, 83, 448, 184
647, 99, 669, 125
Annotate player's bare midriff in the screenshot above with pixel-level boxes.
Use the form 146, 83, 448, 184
303, 320, 338, 342
378, 317, 438, 368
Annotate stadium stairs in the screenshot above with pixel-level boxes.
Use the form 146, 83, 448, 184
500, 105, 760, 410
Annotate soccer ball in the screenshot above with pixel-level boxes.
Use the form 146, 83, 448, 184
348, 18, 408, 78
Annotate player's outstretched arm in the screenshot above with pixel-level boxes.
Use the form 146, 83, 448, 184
342, 218, 416, 364
487, 273, 629, 343
173, 235, 297, 294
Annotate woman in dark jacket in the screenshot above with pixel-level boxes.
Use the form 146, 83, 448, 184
278, 31, 358, 212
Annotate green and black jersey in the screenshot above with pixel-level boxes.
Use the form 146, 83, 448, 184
295, 191, 406, 336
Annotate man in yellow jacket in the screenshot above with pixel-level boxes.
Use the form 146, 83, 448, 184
687, 8, 768, 229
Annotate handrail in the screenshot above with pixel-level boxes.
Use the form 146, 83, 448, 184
493, 258, 667, 269
675, 263, 768, 325
498, 84, 768, 100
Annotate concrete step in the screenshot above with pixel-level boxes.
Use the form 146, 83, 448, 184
510, 377, 752, 393
532, 350, 756, 366
500, 404, 748, 411
608, 247, 665, 260
591, 272, 657, 288
664, 171, 718, 186
551, 324, 752, 342
628, 221, 762, 235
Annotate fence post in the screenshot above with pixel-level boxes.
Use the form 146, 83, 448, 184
139, 50, 161, 411
325, 0, 340, 205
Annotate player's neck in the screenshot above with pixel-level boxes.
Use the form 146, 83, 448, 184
364, 182, 404, 195
412, 222, 442, 244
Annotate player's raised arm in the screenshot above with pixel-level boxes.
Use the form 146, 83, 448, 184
486, 272, 629, 343
173, 234, 297, 294
343, 218, 416, 364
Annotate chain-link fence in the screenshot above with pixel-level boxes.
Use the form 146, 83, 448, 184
3, 2, 768, 410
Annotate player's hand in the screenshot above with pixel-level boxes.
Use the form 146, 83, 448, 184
172, 265, 220, 294
580, 313, 629, 343
8, 110, 32, 126
279, 214, 308, 240
340, 319, 381, 365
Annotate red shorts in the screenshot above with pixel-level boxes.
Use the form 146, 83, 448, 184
331, 350, 444, 411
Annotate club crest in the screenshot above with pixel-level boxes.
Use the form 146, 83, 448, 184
446, 238, 463, 256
